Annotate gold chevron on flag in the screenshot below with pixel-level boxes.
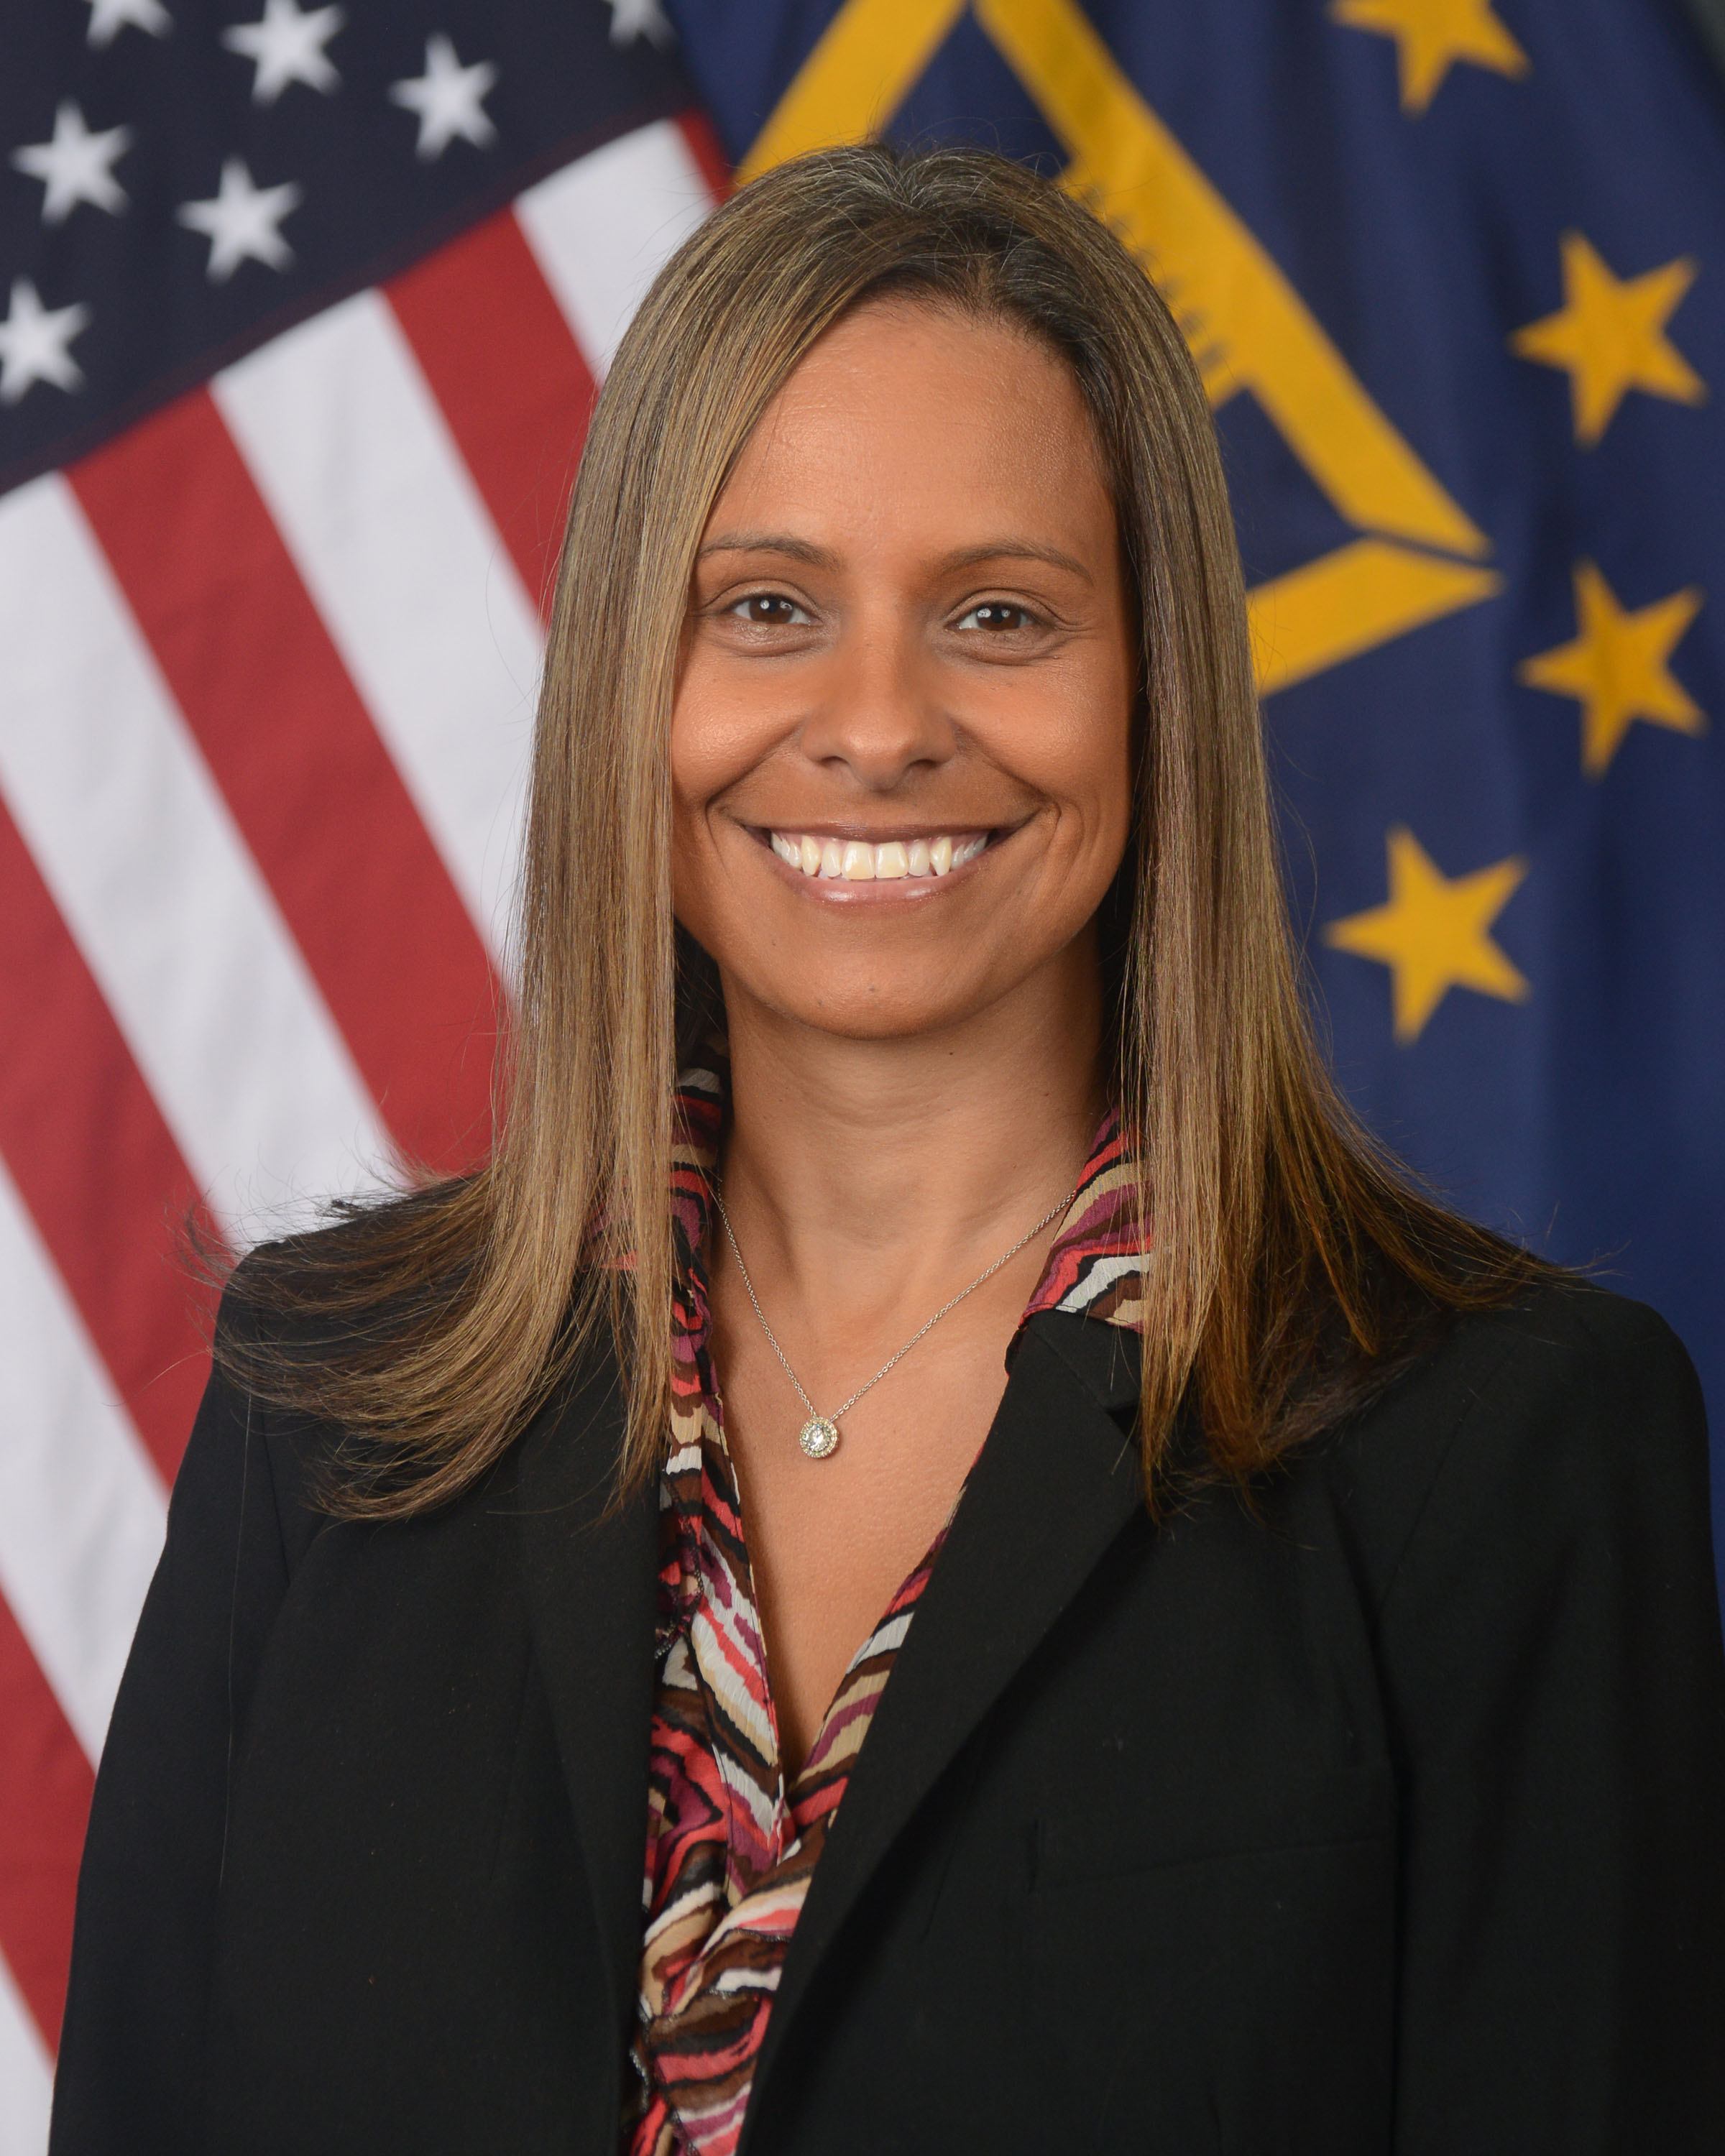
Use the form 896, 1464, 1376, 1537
741, 0, 1501, 696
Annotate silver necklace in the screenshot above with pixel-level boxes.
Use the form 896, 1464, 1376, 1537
712, 1179, 1077, 1459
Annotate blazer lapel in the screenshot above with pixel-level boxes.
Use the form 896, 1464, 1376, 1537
742, 1312, 1147, 2145
514, 1348, 660, 2047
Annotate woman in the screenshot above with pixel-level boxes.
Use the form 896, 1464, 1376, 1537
51, 145, 1725, 2154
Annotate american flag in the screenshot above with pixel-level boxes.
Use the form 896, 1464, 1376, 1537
0, 1, 722, 2134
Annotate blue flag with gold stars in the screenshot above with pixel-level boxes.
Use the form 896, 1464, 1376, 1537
664, 0, 1725, 1585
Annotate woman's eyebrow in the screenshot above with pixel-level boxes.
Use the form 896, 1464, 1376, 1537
696, 532, 837, 567
941, 540, 1093, 581
696, 533, 1093, 581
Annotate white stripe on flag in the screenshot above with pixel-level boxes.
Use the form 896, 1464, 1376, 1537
213, 294, 539, 955
0, 1951, 50, 2156
515, 117, 712, 379
0, 1157, 165, 1762
0, 475, 385, 1233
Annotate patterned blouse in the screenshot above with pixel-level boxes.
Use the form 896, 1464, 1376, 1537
625, 1059, 1147, 2156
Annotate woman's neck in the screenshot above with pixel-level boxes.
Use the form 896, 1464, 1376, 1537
713, 931, 1105, 1322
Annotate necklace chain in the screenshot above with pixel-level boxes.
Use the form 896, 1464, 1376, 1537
712, 1178, 1077, 1459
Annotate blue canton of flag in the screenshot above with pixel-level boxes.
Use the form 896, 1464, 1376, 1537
0, 0, 694, 487
667, 0, 1725, 1603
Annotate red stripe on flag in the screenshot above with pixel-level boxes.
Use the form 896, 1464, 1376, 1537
677, 109, 732, 203
387, 208, 597, 619
0, 1592, 94, 2053
70, 394, 500, 1179
0, 797, 208, 1484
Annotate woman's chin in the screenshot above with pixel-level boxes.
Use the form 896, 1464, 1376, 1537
723, 964, 1010, 1046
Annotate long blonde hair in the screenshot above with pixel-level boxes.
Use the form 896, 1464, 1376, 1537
221, 143, 1542, 1515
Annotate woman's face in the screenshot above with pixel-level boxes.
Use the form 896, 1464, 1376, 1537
671, 298, 1136, 1043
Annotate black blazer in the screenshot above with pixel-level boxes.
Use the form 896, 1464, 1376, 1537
50, 1281, 1725, 2155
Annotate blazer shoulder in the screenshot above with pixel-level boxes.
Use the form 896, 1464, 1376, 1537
201, 1241, 376, 1571
1419, 1274, 1698, 1446
1470, 1271, 1685, 1365
1317, 1278, 1708, 1618
212, 1218, 623, 1546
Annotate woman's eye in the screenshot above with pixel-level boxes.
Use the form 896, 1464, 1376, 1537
729, 594, 810, 626
956, 601, 1036, 632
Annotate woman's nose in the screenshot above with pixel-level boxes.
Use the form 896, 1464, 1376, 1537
797, 625, 954, 791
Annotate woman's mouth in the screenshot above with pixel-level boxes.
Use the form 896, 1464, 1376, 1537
764, 831, 991, 881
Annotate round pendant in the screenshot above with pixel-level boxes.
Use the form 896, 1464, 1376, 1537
799, 1415, 840, 1460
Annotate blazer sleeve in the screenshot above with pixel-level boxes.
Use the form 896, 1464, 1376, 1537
1376, 1294, 1725, 2155
48, 1305, 305, 2156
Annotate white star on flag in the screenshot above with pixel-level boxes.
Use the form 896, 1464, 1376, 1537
0, 279, 93, 404
221, 0, 344, 106
84, 0, 171, 47
388, 34, 498, 160
607, 0, 672, 47
11, 103, 133, 224
175, 158, 303, 282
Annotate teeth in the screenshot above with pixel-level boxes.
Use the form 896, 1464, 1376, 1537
768, 831, 990, 881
